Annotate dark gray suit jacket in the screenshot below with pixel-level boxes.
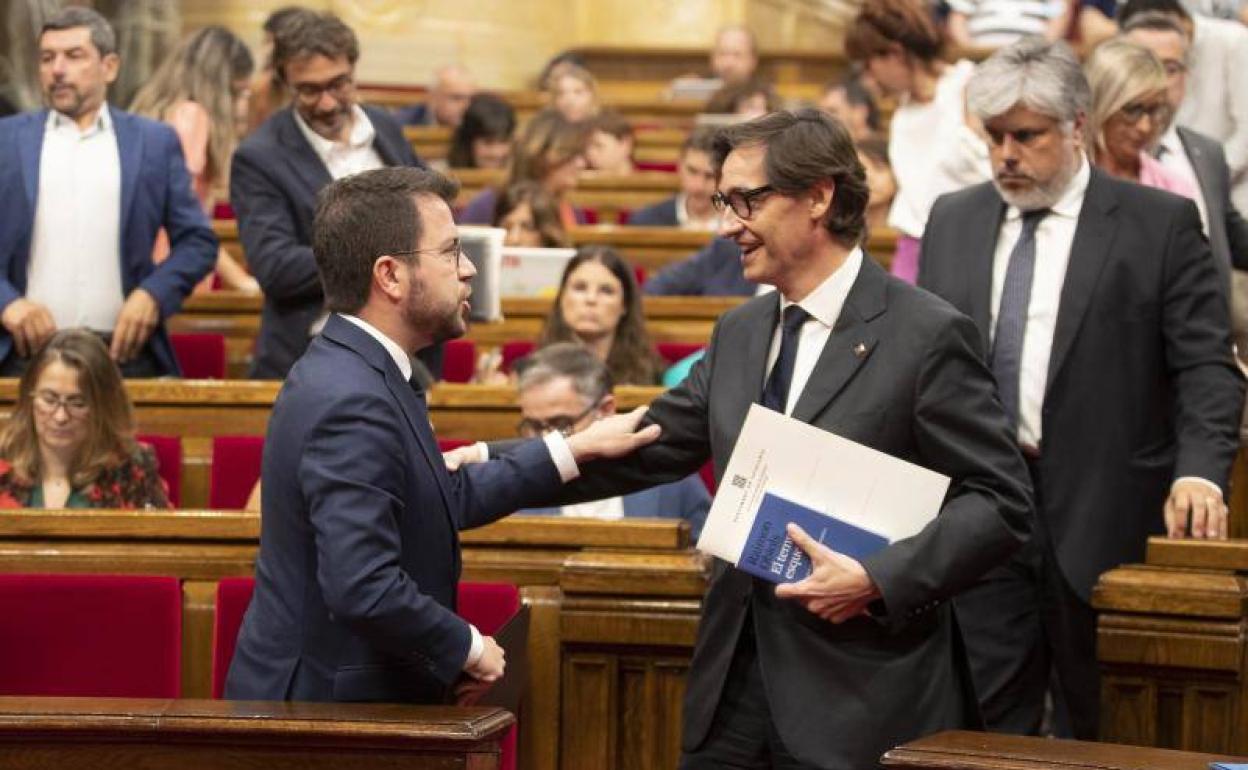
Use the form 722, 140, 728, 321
559, 257, 1033, 768
230, 106, 428, 379
1177, 126, 1248, 288
627, 196, 679, 226
643, 237, 756, 296
918, 169, 1245, 601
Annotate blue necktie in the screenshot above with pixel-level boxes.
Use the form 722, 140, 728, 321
761, 305, 810, 413
991, 209, 1048, 430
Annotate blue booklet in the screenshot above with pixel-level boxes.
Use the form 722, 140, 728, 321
737, 492, 889, 584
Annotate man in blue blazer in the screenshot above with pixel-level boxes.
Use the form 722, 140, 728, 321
628, 127, 720, 229
644, 237, 757, 296
230, 11, 436, 380
0, 8, 215, 377
227, 166, 658, 703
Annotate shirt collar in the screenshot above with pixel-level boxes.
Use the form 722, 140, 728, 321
1159, 124, 1182, 156
293, 104, 376, 159
1005, 156, 1089, 223
47, 103, 112, 136
339, 313, 413, 381
779, 246, 864, 329
674, 192, 720, 230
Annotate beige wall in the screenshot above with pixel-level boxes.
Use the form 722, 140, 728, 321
181, 0, 852, 90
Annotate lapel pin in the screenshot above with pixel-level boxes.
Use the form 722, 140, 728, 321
853, 342, 867, 358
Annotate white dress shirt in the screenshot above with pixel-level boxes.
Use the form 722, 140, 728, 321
765, 248, 864, 416
27, 106, 125, 331
674, 192, 720, 230
294, 105, 385, 180
1157, 125, 1210, 236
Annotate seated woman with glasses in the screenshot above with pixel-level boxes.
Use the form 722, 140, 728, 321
1085, 39, 1197, 198
0, 330, 170, 509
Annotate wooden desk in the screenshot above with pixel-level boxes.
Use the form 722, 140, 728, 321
0, 696, 512, 770
448, 168, 680, 224
881, 729, 1245, 769
407, 125, 688, 166
1094, 537, 1248, 754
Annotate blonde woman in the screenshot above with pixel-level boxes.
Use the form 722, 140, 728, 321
1085, 39, 1196, 198
546, 62, 599, 123
130, 26, 258, 292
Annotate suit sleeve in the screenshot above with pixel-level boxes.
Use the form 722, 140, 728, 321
230, 146, 324, 303
139, 126, 216, 318
301, 392, 472, 685
861, 311, 1033, 625
451, 437, 564, 529
644, 242, 717, 296
1161, 200, 1246, 489
1224, 196, 1248, 272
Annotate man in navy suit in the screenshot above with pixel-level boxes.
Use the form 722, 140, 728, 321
231, 11, 436, 380
629, 127, 720, 229
0, 7, 215, 377
644, 238, 757, 296
227, 166, 658, 703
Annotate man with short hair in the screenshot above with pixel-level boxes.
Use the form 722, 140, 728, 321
231, 11, 434, 380
629, 127, 720, 229
396, 64, 476, 128
0, 7, 216, 376
918, 38, 1244, 739
227, 166, 658, 704
710, 25, 759, 86
818, 77, 880, 143
552, 108, 1033, 769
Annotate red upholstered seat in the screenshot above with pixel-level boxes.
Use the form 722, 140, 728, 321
211, 576, 256, 699
438, 438, 472, 452
458, 582, 522, 770
699, 460, 717, 493
0, 574, 181, 697
137, 434, 182, 507
635, 160, 678, 173
171, 333, 227, 379
501, 341, 536, 373
442, 339, 476, 383
210, 436, 265, 510
657, 342, 705, 366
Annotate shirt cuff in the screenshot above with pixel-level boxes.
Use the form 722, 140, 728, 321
463, 623, 484, 670
543, 433, 581, 482
1172, 476, 1224, 497
474, 441, 490, 462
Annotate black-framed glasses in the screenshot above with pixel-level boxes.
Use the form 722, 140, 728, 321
711, 185, 776, 220
1118, 100, 1170, 126
31, 390, 89, 418
391, 243, 468, 269
290, 73, 354, 104
516, 398, 603, 438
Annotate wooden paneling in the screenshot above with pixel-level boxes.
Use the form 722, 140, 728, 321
408, 125, 689, 166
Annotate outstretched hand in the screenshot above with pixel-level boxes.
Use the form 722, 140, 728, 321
773, 523, 880, 624
565, 406, 661, 463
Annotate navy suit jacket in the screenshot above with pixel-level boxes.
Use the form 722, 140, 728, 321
627, 196, 680, 227
230, 106, 430, 379
523, 473, 711, 538
226, 315, 565, 703
643, 237, 756, 296
0, 108, 217, 374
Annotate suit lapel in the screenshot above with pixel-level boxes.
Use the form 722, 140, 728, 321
719, 295, 779, 435
791, 258, 886, 423
1178, 127, 1220, 221
18, 111, 45, 210
276, 109, 334, 197
964, 188, 1007, 352
1046, 170, 1118, 391
113, 108, 142, 230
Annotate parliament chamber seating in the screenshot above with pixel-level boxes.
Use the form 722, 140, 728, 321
171, 332, 227, 379
209, 435, 265, 510
137, 433, 183, 507
443, 338, 477, 383
210, 575, 254, 699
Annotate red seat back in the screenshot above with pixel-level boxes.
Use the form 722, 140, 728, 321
211, 576, 256, 699
438, 438, 472, 452
458, 582, 521, 770
137, 434, 182, 507
699, 461, 717, 494
501, 341, 536, 373
210, 436, 265, 510
171, 333, 227, 379
656, 342, 705, 366
0, 574, 182, 697
442, 339, 476, 383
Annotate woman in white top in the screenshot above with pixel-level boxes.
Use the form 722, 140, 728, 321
846, 0, 991, 283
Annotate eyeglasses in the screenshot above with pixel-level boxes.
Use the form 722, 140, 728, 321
1118, 100, 1171, 126
31, 390, 89, 418
516, 399, 603, 438
391, 243, 469, 269
1161, 59, 1187, 77
711, 185, 776, 220
290, 73, 353, 104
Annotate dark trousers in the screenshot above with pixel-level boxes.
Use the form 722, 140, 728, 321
679, 615, 816, 770
0, 333, 163, 379
954, 460, 1100, 740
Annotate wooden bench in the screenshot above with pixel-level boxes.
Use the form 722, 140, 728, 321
881, 729, 1246, 768
0, 696, 512, 770
407, 125, 689, 167
448, 168, 679, 224
0, 510, 705, 770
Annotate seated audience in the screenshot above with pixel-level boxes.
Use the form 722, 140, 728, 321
537, 51, 589, 90
946, 0, 1073, 48
643, 238, 755, 297
709, 25, 760, 86
0, 7, 216, 378
584, 109, 635, 175
446, 92, 516, 169
628, 126, 719, 229
705, 78, 780, 119
492, 181, 569, 247
1085, 38, 1197, 197
846, 0, 989, 283
538, 246, 665, 385
818, 75, 882, 142
0, 330, 169, 509
858, 136, 899, 230
395, 63, 476, 128
458, 108, 590, 228
130, 25, 259, 293
547, 62, 599, 123
246, 6, 310, 133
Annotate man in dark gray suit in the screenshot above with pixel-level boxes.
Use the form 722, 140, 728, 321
554, 109, 1033, 769
917, 39, 1244, 740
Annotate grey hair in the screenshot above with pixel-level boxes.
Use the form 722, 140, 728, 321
515, 343, 613, 406
40, 6, 116, 58
966, 38, 1090, 127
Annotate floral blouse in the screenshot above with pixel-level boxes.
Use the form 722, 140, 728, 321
0, 445, 171, 509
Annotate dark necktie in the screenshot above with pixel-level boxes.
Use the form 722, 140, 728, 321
761, 305, 810, 413
991, 209, 1048, 430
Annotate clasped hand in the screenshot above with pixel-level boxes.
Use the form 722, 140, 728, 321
774, 523, 881, 624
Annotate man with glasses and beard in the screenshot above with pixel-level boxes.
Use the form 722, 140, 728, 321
231, 11, 437, 380
918, 38, 1244, 740
227, 167, 659, 705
